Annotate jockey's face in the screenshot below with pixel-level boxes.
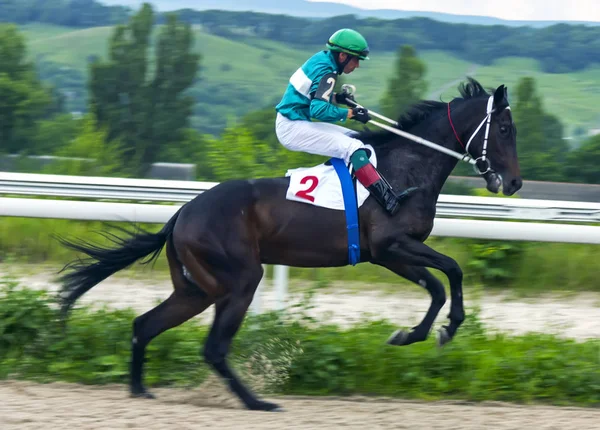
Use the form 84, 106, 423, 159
339, 53, 360, 74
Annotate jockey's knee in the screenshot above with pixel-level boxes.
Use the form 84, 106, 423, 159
350, 147, 372, 160
347, 142, 370, 163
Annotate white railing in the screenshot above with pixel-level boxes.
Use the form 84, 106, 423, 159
2, 197, 599, 243
1, 172, 599, 312
0, 172, 216, 202
1, 172, 600, 223
434, 194, 600, 223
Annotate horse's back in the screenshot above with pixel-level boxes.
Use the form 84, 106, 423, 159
174, 177, 287, 234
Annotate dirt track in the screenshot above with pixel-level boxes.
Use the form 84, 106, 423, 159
2, 380, 599, 430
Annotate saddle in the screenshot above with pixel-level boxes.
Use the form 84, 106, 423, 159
285, 144, 377, 266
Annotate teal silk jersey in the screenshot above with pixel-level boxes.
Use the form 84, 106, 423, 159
276, 50, 349, 123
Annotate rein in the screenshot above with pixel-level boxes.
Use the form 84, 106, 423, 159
348, 93, 509, 177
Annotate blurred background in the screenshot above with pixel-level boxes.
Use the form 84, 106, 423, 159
0, 1, 599, 427
2, 0, 600, 185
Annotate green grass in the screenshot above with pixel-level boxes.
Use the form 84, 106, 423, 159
19, 23, 81, 43
1, 282, 599, 406
0, 216, 599, 296
19, 24, 469, 99
18, 23, 474, 107
17, 23, 600, 136
0, 216, 171, 271
23, 24, 114, 71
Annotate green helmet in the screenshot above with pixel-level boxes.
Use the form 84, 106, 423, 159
326, 29, 370, 60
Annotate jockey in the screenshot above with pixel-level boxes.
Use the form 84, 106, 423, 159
275, 28, 416, 216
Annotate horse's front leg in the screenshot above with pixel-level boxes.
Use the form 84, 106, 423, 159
375, 262, 446, 346
372, 236, 465, 346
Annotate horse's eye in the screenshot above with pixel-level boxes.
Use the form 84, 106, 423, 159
499, 125, 509, 135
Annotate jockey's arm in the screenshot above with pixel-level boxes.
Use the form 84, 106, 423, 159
309, 72, 350, 123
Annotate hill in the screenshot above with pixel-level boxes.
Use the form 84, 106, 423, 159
98, 0, 600, 27
20, 23, 600, 138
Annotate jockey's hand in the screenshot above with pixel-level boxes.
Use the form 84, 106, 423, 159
351, 107, 371, 124
335, 92, 356, 107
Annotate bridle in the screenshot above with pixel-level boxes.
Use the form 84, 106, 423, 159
448, 95, 511, 176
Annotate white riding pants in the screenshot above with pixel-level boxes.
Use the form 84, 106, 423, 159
275, 113, 367, 163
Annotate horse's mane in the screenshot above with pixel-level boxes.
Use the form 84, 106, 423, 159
358, 77, 491, 147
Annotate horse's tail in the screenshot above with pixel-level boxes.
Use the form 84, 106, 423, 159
56, 206, 184, 316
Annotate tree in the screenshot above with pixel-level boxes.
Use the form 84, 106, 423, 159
0, 24, 52, 154
205, 125, 277, 181
542, 112, 569, 164
33, 114, 79, 154
49, 114, 124, 176
564, 134, 600, 184
379, 45, 427, 120
240, 107, 279, 150
0, 0, 129, 27
512, 77, 566, 181
88, 3, 200, 176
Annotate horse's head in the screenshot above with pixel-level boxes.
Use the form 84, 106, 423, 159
462, 84, 522, 196
359, 77, 522, 197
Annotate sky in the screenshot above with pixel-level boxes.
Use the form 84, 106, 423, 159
308, 0, 600, 22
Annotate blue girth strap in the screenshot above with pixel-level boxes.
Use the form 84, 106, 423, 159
329, 157, 360, 266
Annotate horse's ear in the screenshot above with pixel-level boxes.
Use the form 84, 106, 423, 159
493, 84, 506, 107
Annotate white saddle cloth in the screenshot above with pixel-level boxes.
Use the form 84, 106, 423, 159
285, 145, 376, 211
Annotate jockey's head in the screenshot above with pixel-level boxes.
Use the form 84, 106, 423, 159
326, 29, 370, 75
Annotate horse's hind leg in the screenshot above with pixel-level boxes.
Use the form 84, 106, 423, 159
203, 265, 281, 411
377, 262, 446, 346
130, 238, 214, 398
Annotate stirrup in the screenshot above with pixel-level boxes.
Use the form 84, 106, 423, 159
351, 157, 418, 215
367, 179, 418, 216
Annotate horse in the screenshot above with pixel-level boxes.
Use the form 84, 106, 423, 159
57, 77, 521, 411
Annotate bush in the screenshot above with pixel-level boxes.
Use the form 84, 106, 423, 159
1, 281, 599, 406
463, 240, 526, 286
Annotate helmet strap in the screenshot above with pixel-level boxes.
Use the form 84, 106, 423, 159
333, 52, 354, 75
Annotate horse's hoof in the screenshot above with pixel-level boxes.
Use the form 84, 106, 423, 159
436, 326, 452, 347
386, 329, 410, 346
130, 390, 155, 399
248, 400, 283, 412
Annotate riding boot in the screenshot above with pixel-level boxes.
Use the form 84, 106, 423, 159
350, 149, 418, 216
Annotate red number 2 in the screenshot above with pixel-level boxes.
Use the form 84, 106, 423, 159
295, 175, 319, 202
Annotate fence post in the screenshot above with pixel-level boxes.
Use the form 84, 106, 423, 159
274, 265, 289, 310
250, 264, 266, 314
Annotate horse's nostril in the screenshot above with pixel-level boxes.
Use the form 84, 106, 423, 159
511, 177, 523, 190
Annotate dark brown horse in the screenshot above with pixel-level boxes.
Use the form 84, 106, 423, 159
57, 78, 521, 411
